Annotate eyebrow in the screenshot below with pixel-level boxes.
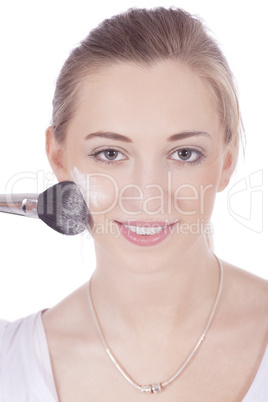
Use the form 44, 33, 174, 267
167, 131, 211, 141
84, 130, 210, 143
85, 131, 132, 143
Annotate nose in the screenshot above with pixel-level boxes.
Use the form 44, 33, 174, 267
118, 161, 171, 216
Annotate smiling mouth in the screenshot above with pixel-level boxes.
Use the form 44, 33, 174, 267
122, 224, 167, 235
116, 220, 178, 246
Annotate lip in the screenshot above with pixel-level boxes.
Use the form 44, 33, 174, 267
115, 220, 178, 247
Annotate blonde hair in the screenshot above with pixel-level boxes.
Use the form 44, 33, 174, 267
52, 6, 243, 161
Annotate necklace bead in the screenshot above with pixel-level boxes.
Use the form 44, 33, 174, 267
152, 383, 163, 393
140, 384, 163, 393
141, 385, 152, 393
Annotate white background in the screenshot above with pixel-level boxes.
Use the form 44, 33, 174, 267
0, 0, 267, 320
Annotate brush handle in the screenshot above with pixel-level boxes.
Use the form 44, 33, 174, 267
0, 194, 38, 218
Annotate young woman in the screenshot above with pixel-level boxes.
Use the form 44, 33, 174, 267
0, 7, 267, 402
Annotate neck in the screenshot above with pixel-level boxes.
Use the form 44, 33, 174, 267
90, 239, 220, 344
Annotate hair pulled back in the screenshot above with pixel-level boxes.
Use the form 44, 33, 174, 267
52, 6, 243, 155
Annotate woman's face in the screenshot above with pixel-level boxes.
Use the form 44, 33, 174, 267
48, 60, 233, 266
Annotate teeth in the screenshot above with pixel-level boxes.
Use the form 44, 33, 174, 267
123, 224, 166, 235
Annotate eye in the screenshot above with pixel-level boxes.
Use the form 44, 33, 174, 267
102, 150, 121, 160
89, 148, 127, 164
169, 148, 204, 164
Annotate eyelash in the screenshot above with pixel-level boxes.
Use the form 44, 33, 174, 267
168, 148, 205, 166
88, 148, 127, 166
88, 147, 206, 166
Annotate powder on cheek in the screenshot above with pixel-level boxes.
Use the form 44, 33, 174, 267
71, 167, 117, 214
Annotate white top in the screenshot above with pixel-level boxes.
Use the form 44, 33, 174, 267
0, 311, 267, 401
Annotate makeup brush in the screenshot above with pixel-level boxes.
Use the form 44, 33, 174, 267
0, 181, 89, 235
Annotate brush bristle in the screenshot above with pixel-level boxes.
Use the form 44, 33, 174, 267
37, 181, 89, 235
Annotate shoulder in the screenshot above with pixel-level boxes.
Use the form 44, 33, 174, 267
219, 260, 268, 342
0, 319, 9, 338
42, 282, 98, 356
0, 311, 58, 401
210, 261, 268, 400
0, 312, 42, 365
42, 282, 92, 337
0, 311, 41, 340
222, 260, 268, 312
243, 345, 268, 401
0, 314, 35, 400
0, 319, 9, 361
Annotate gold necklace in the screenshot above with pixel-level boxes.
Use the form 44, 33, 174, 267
87, 256, 223, 394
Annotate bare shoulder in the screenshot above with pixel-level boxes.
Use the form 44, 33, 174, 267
222, 260, 268, 302
220, 259, 268, 332
42, 281, 92, 338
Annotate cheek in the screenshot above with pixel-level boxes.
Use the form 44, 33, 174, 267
71, 167, 118, 216
172, 167, 220, 220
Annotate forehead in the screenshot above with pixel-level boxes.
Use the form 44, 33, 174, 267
68, 60, 221, 140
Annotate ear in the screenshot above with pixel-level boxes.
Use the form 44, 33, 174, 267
217, 145, 237, 192
46, 126, 69, 182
